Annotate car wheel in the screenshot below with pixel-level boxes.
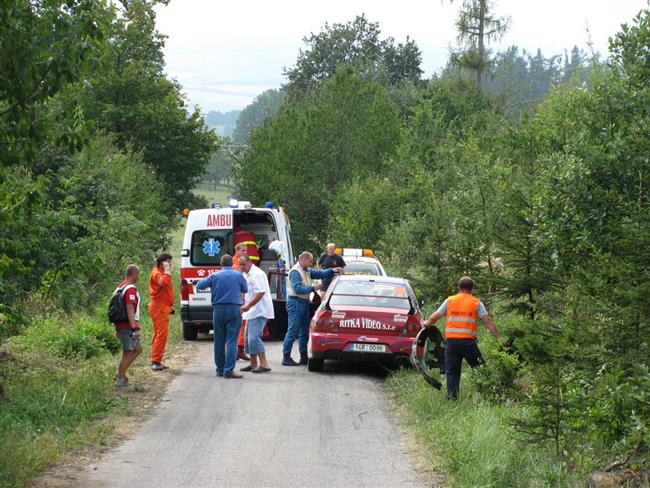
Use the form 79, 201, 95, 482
307, 358, 324, 372
183, 322, 198, 341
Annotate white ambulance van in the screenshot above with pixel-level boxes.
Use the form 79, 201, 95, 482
179, 200, 294, 340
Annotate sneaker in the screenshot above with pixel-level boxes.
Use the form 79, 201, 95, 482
151, 362, 166, 371
299, 356, 308, 365
216, 371, 224, 377
115, 376, 128, 387
224, 372, 243, 379
282, 357, 300, 366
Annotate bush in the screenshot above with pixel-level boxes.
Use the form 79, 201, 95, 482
11, 315, 120, 361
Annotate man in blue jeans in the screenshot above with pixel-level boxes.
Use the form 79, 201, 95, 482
196, 254, 248, 378
283, 251, 342, 366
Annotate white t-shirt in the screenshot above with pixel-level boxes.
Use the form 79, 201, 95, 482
242, 265, 275, 320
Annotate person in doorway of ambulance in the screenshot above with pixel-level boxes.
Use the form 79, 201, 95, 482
232, 242, 251, 361
196, 254, 248, 378
316, 243, 346, 298
238, 255, 274, 373
283, 251, 342, 366
114, 265, 142, 387
422, 276, 504, 400
148, 253, 175, 372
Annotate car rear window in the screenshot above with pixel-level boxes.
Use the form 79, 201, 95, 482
345, 262, 380, 275
191, 230, 232, 266
329, 281, 411, 310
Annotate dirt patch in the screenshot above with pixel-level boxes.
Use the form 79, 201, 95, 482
31, 340, 198, 488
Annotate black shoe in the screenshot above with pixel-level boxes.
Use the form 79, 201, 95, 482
282, 357, 300, 366
151, 362, 168, 371
299, 356, 308, 365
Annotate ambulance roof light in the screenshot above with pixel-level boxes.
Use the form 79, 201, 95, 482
229, 198, 238, 208
265, 201, 274, 208
210, 202, 222, 209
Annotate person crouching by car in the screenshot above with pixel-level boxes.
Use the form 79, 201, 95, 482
238, 255, 274, 373
148, 252, 175, 371
115, 265, 142, 387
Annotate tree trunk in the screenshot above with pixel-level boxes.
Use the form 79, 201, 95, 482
477, 0, 486, 88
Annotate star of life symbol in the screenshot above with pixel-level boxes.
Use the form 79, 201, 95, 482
202, 238, 220, 257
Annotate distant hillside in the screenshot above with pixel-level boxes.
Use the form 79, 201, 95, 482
204, 110, 241, 138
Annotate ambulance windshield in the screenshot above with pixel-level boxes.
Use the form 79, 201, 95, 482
191, 230, 232, 266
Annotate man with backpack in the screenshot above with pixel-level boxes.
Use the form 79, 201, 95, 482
110, 264, 143, 387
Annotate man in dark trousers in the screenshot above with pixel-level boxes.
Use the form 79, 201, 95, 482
196, 254, 248, 378
422, 276, 503, 399
316, 243, 346, 297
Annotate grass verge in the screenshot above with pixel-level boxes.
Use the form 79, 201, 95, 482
385, 369, 583, 488
0, 223, 189, 488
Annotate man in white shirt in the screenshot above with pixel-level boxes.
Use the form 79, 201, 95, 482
238, 255, 274, 373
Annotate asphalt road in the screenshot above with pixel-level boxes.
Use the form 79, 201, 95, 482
81, 339, 427, 488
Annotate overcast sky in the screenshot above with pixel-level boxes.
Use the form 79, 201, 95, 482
154, 0, 649, 113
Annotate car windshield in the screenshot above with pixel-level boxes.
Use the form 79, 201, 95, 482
345, 262, 381, 275
329, 281, 411, 310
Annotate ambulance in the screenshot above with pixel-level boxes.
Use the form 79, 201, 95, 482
179, 200, 294, 340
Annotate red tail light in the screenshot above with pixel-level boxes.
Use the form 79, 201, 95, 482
181, 279, 190, 301
313, 312, 335, 331
400, 319, 421, 337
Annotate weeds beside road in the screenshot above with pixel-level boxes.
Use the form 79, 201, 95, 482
386, 369, 583, 487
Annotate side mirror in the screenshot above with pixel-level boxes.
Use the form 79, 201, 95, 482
418, 298, 425, 308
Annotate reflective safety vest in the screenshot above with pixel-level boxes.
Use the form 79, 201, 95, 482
234, 229, 260, 262
286, 263, 311, 301
445, 293, 480, 339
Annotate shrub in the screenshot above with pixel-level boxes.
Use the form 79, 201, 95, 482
11, 315, 119, 361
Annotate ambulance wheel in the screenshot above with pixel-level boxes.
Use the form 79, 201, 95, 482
307, 358, 324, 372
183, 322, 198, 341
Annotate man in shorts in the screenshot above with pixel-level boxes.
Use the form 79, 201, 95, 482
114, 264, 143, 387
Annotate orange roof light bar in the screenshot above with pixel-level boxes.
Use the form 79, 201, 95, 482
335, 248, 375, 257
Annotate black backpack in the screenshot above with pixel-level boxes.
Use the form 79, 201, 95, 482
108, 285, 134, 324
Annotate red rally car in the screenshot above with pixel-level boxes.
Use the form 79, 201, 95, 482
307, 275, 424, 372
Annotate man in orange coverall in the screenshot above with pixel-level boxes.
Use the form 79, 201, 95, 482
232, 242, 251, 361
148, 252, 175, 371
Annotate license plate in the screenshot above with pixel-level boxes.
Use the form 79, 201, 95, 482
196, 287, 211, 293
351, 343, 387, 353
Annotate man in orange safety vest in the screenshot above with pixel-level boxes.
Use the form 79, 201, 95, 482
422, 276, 503, 399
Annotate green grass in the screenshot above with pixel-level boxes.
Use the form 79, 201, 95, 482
0, 224, 187, 488
385, 369, 582, 488
192, 185, 232, 207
